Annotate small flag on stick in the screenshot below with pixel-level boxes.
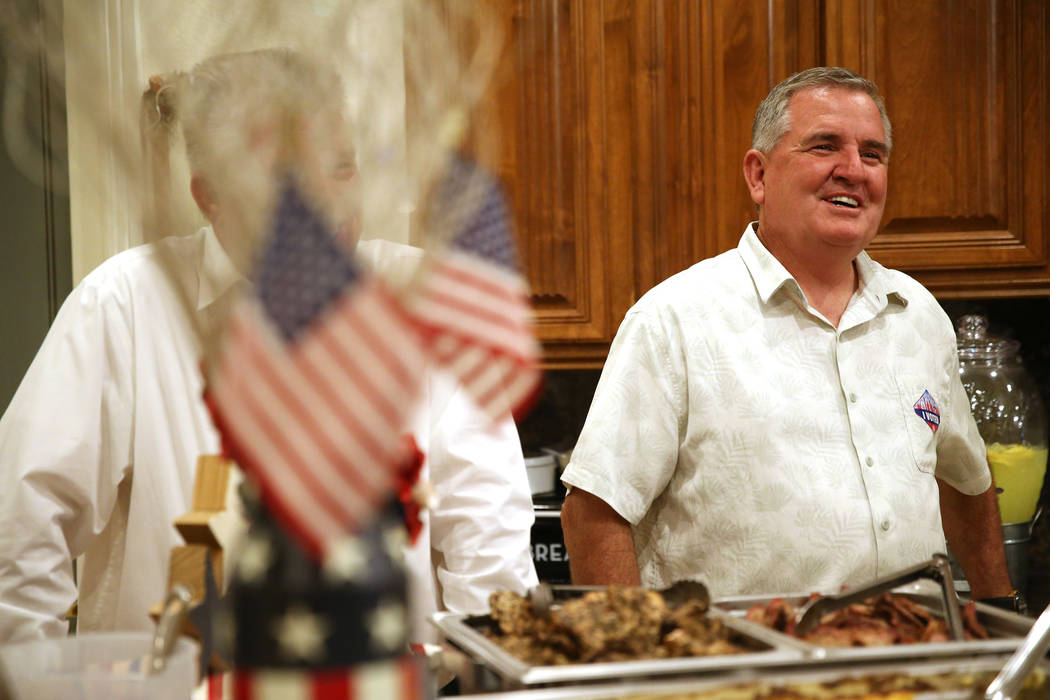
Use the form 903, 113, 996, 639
206, 175, 426, 559
410, 158, 542, 421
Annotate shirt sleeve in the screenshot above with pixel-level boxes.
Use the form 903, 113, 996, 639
935, 342, 993, 495
425, 373, 538, 614
560, 304, 685, 525
0, 275, 133, 643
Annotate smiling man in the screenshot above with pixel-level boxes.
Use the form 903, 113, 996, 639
560, 67, 1017, 610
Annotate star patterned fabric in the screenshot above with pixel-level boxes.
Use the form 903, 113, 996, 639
225, 490, 426, 698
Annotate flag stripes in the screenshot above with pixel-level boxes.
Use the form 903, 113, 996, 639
409, 252, 540, 420
227, 656, 423, 700
209, 276, 425, 557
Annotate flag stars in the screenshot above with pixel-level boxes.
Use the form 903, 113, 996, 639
323, 536, 370, 583
214, 605, 236, 658
236, 534, 273, 584
383, 527, 408, 562
274, 606, 330, 662
256, 176, 358, 341
368, 601, 406, 653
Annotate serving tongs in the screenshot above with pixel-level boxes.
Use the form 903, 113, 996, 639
983, 600, 1050, 700
794, 553, 964, 640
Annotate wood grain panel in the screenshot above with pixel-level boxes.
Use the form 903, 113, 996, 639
635, 1, 819, 291
466, 0, 614, 346
431, 1, 1049, 367
827, 0, 1050, 295
697, 0, 784, 258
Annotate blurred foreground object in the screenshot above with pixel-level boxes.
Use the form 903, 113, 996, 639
410, 156, 542, 422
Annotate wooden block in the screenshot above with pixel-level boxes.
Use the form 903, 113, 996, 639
191, 455, 233, 511
167, 544, 224, 604
148, 544, 223, 625
175, 455, 242, 546
175, 511, 223, 547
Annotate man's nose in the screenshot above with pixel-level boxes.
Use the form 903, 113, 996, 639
832, 148, 865, 182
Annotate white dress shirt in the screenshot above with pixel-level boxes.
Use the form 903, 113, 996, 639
358, 239, 538, 643
0, 228, 536, 644
562, 223, 990, 598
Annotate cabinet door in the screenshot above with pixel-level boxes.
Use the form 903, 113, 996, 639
439, 1, 1050, 366
446, 0, 619, 369
826, 0, 1050, 296
459, 0, 819, 368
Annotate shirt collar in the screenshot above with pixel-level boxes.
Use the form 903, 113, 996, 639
737, 222, 909, 312
853, 248, 909, 311
737, 222, 803, 304
196, 226, 244, 311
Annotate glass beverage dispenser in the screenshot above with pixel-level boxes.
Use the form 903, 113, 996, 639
956, 314, 1048, 597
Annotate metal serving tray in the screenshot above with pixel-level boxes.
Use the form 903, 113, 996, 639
431, 598, 807, 689
454, 655, 1050, 700
712, 579, 1035, 664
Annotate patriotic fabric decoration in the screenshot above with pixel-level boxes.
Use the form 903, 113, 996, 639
230, 661, 425, 700
409, 157, 542, 421
914, 389, 941, 433
223, 490, 425, 699
206, 175, 428, 560
205, 661, 424, 700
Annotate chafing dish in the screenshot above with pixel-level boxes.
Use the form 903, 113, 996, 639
713, 579, 1034, 664
432, 586, 804, 691
432, 582, 1036, 693
452, 655, 1049, 699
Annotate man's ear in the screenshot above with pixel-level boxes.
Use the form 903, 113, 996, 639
742, 149, 767, 206
190, 174, 219, 221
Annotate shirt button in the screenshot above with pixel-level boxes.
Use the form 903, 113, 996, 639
881, 519, 891, 531
849, 392, 857, 403
865, 456, 874, 467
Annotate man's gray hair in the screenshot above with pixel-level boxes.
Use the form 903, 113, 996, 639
751, 66, 892, 156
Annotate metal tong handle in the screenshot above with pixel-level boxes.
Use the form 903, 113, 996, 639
984, 601, 1050, 700
145, 584, 193, 676
794, 553, 964, 640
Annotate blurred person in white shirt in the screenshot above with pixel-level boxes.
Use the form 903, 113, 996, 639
0, 48, 536, 645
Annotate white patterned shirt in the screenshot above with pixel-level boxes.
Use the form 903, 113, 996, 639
561, 223, 990, 598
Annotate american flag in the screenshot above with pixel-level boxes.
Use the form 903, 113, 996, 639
409, 158, 542, 420
206, 175, 427, 559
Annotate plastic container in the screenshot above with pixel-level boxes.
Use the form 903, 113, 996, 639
524, 454, 556, 495
0, 633, 198, 700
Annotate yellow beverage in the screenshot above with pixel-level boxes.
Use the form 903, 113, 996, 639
986, 442, 1048, 524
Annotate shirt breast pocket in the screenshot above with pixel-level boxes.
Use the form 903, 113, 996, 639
894, 375, 940, 474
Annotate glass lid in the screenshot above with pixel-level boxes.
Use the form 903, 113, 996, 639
955, 314, 1020, 360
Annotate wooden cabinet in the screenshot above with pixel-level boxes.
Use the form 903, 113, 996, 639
832, 0, 1050, 299
431, 1, 1050, 368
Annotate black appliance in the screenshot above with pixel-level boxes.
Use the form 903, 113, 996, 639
530, 499, 570, 584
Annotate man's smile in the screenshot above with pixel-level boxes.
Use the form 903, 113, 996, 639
826, 194, 860, 208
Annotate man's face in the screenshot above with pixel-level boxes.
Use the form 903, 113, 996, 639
203, 106, 362, 270
304, 115, 361, 248
745, 86, 889, 259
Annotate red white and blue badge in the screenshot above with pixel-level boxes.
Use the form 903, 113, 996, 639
914, 390, 940, 433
